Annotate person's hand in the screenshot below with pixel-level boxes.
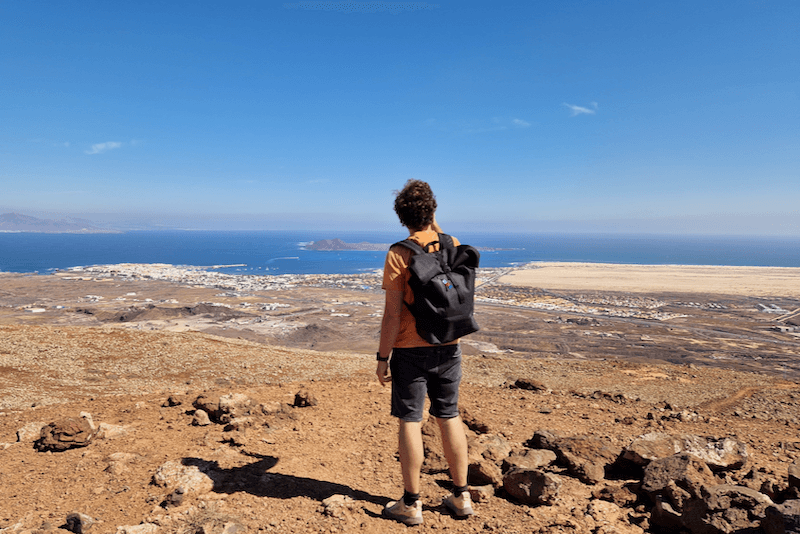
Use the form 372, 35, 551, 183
376, 360, 391, 386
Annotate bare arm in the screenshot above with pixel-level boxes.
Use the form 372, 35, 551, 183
376, 289, 404, 385
431, 215, 443, 234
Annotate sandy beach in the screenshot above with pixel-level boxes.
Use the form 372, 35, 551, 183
498, 262, 800, 298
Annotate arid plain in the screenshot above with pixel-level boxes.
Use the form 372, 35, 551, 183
1, 262, 800, 533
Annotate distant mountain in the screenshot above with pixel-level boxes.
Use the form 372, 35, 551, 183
0, 213, 120, 233
306, 238, 390, 251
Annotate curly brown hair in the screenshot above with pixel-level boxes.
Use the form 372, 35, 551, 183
393, 179, 437, 230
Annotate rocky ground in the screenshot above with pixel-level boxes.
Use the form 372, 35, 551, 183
1, 267, 800, 534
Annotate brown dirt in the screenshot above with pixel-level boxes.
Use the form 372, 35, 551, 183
1, 270, 800, 533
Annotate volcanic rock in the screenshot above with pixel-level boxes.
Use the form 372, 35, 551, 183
503, 448, 557, 473
192, 409, 212, 426
682, 484, 773, 534
292, 389, 317, 408
550, 436, 622, 484
789, 460, 800, 489
763, 499, 800, 534
64, 512, 94, 534
16, 421, 46, 443
503, 468, 562, 505
35, 417, 95, 452
641, 453, 717, 505
468, 457, 504, 487
152, 459, 216, 495
623, 432, 749, 471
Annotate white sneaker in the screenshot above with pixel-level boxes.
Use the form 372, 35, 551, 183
383, 498, 423, 526
443, 491, 474, 517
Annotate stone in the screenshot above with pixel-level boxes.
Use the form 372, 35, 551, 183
219, 523, 245, 534
650, 497, 684, 532
526, 430, 558, 450
740, 467, 785, 499
292, 389, 317, 408
510, 378, 550, 393
35, 418, 95, 452
114, 524, 159, 534
763, 478, 791, 501
104, 453, 139, 476
623, 433, 749, 472
223, 417, 254, 432
789, 460, 800, 489
321, 494, 357, 519
152, 460, 216, 495
503, 468, 562, 505
193, 395, 220, 422
192, 410, 212, 426
679, 435, 749, 472
585, 500, 626, 529
622, 432, 683, 466
468, 457, 504, 487
459, 407, 490, 433
16, 421, 46, 442
95, 423, 128, 439
682, 484, 773, 534
664, 479, 692, 510
162, 487, 185, 508
218, 393, 253, 422
763, 499, 800, 534
642, 453, 718, 505
79, 412, 96, 431
592, 485, 638, 507
503, 449, 557, 473
468, 484, 494, 503
259, 402, 285, 415
163, 395, 182, 407
551, 436, 622, 485
64, 513, 94, 534
471, 433, 512, 463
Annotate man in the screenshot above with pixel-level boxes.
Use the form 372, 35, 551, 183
376, 179, 473, 526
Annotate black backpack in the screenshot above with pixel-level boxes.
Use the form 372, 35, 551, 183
393, 233, 480, 344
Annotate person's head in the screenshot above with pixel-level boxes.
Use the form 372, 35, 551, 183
394, 179, 437, 231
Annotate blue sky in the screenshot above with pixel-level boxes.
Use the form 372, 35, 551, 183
2, 0, 798, 234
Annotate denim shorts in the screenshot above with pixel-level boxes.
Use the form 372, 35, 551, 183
390, 344, 462, 422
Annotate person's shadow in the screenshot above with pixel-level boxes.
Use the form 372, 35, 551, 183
181, 452, 388, 511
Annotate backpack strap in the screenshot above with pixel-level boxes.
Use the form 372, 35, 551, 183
437, 233, 455, 251
392, 232, 454, 255
392, 238, 425, 255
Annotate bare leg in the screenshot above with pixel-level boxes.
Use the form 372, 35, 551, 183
398, 420, 424, 494
436, 415, 469, 487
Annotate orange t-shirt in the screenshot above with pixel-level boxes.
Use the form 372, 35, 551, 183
382, 229, 461, 348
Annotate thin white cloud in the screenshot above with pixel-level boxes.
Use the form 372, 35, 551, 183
564, 102, 598, 117
85, 141, 122, 155
428, 117, 532, 134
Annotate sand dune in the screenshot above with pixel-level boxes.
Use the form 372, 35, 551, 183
499, 262, 800, 298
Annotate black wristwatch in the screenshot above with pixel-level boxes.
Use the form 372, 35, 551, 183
376, 352, 389, 362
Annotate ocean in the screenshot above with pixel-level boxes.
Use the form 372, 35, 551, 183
1, 231, 800, 275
